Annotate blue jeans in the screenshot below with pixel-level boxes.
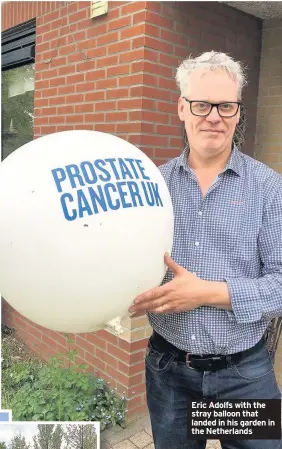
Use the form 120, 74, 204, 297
146, 336, 281, 449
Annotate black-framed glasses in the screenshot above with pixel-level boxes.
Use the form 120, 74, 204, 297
182, 97, 241, 118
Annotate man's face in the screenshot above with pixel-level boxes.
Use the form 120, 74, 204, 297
178, 68, 240, 158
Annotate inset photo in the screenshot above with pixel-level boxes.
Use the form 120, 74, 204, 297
0, 422, 100, 449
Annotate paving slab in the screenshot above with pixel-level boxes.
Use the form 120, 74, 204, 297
101, 413, 222, 449
207, 440, 221, 448
144, 425, 152, 437
112, 440, 137, 449
101, 416, 150, 445
129, 430, 153, 448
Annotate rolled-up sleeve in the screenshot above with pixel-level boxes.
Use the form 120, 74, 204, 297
225, 184, 282, 324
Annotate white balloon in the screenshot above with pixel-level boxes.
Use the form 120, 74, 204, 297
0, 130, 174, 333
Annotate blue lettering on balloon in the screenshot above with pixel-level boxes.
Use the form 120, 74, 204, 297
150, 182, 163, 207
141, 181, 155, 206
93, 159, 111, 182
77, 189, 93, 218
51, 168, 67, 193
66, 164, 85, 189
52, 159, 164, 221
60, 193, 77, 221
105, 158, 120, 180
127, 181, 144, 207
80, 161, 98, 184
124, 158, 140, 179
88, 185, 108, 214
118, 158, 135, 180
136, 160, 150, 180
104, 183, 120, 210
116, 181, 132, 208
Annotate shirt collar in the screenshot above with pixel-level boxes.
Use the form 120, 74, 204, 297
224, 145, 243, 176
176, 145, 190, 172
176, 144, 243, 177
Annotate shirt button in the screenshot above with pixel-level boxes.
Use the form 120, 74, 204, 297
198, 211, 203, 216
191, 335, 196, 340
195, 241, 200, 246
192, 272, 197, 276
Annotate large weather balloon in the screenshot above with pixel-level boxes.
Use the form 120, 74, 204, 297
0, 130, 174, 333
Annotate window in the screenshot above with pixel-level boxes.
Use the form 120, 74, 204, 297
1, 19, 35, 160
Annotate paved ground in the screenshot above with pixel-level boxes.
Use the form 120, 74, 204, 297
101, 414, 221, 449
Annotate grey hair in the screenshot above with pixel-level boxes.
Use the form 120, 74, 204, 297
175, 51, 247, 100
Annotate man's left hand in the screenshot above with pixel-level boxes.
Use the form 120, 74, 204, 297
128, 253, 208, 314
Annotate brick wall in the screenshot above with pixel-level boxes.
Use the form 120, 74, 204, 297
254, 18, 282, 389
1, 1, 55, 29
1, 0, 262, 420
255, 19, 282, 174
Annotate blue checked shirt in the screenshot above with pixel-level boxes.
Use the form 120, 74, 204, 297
148, 146, 282, 355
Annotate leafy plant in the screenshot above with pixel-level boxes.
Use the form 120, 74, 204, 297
2, 334, 127, 431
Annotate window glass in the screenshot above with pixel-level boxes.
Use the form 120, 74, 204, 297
1, 63, 35, 160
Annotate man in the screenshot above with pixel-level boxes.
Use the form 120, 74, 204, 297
129, 51, 282, 449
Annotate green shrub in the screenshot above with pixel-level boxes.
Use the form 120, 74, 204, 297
2, 335, 127, 431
